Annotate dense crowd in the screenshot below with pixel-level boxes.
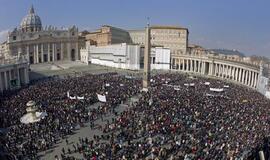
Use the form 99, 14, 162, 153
61, 73, 270, 160
0, 72, 270, 159
0, 73, 140, 159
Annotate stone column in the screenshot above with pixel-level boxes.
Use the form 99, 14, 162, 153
211, 63, 214, 76
36, 44, 39, 63
234, 67, 236, 81
61, 43, 64, 60
214, 63, 217, 76
25, 68, 29, 84
201, 62, 204, 74
254, 73, 258, 88
221, 64, 224, 78
208, 62, 211, 75
0, 72, 3, 92
4, 71, 8, 90
191, 60, 193, 72
26, 45, 30, 62
9, 70, 12, 84
245, 70, 248, 85
52, 43, 55, 62
194, 60, 198, 72
247, 70, 251, 86
41, 44, 44, 63
178, 59, 180, 70
16, 68, 20, 87
76, 42, 79, 60
179, 59, 182, 71
251, 71, 255, 88
238, 68, 241, 82
67, 43, 71, 60
33, 45, 36, 64
228, 66, 232, 79
183, 59, 186, 71
224, 65, 227, 78
226, 65, 229, 78
241, 69, 245, 84
232, 67, 235, 80
187, 59, 189, 71
48, 43, 51, 62
236, 67, 240, 82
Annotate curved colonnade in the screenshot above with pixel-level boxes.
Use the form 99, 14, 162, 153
171, 55, 260, 89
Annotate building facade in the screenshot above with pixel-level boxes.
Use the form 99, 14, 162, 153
0, 6, 81, 64
80, 43, 170, 70
0, 58, 29, 92
129, 25, 189, 55
85, 25, 131, 46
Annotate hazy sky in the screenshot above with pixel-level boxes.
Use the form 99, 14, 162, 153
0, 0, 269, 57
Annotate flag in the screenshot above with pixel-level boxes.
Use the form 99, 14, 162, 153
77, 96, 85, 100
97, 94, 106, 102
69, 96, 76, 100
210, 88, 224, 92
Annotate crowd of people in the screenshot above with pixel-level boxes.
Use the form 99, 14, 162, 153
0, 72, 270, 159
58, 73, 270, 160
0, 73, 141, 159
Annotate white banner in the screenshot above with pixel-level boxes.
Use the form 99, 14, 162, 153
210, 88, 224, 92
105, 83, 110, 87
97, 94, 106, 102
67, 91, 70, 98
69, 96, 77, 100
184, 83, 195, 87
120, 84, 124, 87
77, 96, 85, 100
204, 82, 210, 85
223, 85, 230, 88
174, 87, 181, 91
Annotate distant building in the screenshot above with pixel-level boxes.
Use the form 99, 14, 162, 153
0, 5, 82, 64
84, 25, 188, 69
85, 25, 131, 46
80, 43, 170, 70
128, 25, 189, 55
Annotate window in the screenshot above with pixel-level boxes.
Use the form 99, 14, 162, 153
13, 36, 16, 40
178, 32, 181, 37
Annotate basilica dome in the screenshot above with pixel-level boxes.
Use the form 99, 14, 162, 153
20, 5, 42, 32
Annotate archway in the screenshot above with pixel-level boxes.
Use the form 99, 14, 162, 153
71, 49, 76, 61
29, 56, 34, 64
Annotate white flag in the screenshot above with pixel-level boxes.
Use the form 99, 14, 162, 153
67, 91, 70, 98
190, 83, 195, 86
97, 94, 106, 102
77, 96, 85, 100
210, 88, 224, 92
69, 96, 77, 100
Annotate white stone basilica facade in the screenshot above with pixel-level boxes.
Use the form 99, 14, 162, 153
0, 6, 81, 64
